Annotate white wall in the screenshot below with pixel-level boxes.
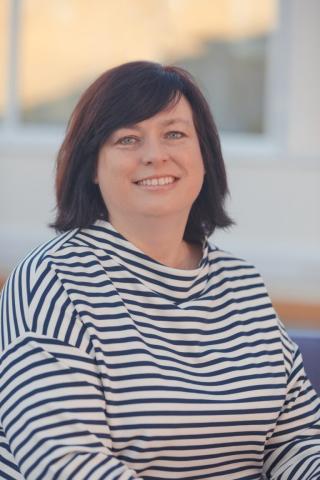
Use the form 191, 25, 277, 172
214, 150, 320, 302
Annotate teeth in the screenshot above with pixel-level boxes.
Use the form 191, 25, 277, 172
137, 176, 176, 186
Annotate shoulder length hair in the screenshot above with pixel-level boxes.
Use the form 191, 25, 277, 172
51, 60, 233, 244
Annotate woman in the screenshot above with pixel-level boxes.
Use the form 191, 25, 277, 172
1, 61, 319, 480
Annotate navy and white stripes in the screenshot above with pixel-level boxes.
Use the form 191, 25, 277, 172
1, 220, 320, 479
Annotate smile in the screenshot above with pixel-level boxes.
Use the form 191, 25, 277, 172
135, 176, 177, 187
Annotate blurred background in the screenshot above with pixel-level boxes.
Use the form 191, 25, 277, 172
0, 0, 319, 329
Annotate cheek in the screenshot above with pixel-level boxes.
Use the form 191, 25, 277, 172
190, 148, 205, 177
98, 154, 135, 179
198, 158, 205, 176
95, 161, 111, 196
96, 159, 133, 201
96, 159, 117, 185
191, 153, 206, 193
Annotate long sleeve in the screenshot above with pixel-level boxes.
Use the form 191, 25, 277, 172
0, 259, 143, 480
263, 323, 320, 479
2, 223, 320, 479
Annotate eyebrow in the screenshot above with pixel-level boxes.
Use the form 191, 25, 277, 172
160, 118, 192, 127
119, 118, 192, 131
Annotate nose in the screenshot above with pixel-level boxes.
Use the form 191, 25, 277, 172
140, 137, 169, 166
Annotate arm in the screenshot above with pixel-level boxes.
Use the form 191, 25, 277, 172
0, 263, 143, 480
263, 324, 320, 479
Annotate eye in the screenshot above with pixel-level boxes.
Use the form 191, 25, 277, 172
166, 131, 185, 139
117, 136, 138, 145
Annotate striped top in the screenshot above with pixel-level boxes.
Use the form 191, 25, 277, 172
1, 220, 320, 480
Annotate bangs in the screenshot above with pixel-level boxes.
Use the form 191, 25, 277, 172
101, 65, 185, 133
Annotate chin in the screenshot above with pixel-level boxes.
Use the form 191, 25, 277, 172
139, 205, 191, 219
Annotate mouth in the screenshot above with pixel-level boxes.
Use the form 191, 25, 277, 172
134, 175, 179, 187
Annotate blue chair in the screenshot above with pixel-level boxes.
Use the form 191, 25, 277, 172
288, 329, 320, 394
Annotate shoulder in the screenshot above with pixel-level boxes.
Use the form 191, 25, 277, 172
205, 241, 291, 357
1, 229, 79, 297
205, 240, 275, 317
207, 240, 261, 278
0, 228, 86, 349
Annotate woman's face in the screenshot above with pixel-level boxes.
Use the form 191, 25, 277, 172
95, 95, 205, 227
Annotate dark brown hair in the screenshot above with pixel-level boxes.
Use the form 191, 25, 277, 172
51, 60, 233, 244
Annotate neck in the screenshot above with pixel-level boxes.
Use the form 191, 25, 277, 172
108, 214, 201, 270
